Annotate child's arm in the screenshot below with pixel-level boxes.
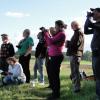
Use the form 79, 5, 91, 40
1, 71, 13, 75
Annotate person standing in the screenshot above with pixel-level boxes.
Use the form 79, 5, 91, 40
0, 49, 1, 68
0, 34, 15, 71
44, 20, 66, 99
84, 8, 100, 100
66, 21, 84, 93
33, 27, 47, 85
17, 29, 34, 83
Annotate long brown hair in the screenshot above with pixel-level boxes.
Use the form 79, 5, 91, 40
55, 20, 67, 29
7, 57, 17, 63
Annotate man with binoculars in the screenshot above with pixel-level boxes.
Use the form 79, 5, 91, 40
84, 7, 100, 100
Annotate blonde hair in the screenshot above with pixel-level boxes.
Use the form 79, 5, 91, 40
71, 21, 80, 28
49, 27, 56, 36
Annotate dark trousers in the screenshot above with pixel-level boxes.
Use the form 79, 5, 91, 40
92, 55, 97, 78
0, 58, 8, 72
47, 55, 63, 96
95, 55, 100, 97
19, 54, 31, 83
92, 50, 100, 98
45, 54, 51, 87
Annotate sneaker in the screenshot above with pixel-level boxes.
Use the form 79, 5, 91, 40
30, 80, 36, 87
32, 83, 35, 87
31, 79, 38, 83
39, 82, 45, 86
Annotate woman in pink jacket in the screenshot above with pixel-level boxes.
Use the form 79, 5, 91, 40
44, 20, 66, 99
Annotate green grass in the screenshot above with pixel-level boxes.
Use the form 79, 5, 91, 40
63, 60, 91, 65
0, 60, 95, 100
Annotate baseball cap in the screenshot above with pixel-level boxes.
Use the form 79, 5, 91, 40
90, 8, 100, 12
1, 34, 8, 37
39, 27, 45, 30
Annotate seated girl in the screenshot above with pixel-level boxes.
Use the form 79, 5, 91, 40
2, 57, 26, 85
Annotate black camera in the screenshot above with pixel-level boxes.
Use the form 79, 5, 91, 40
87, 8, 95, 17
16, 45, 22, 49
87, 12, 94, 17
39, 27, 48, 33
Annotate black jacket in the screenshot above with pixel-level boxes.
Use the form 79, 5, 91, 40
35, 42, 47, 58
84, 18, 100, 51
0, 42, 15, 59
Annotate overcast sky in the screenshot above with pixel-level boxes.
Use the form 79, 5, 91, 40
0, 0, 100, 51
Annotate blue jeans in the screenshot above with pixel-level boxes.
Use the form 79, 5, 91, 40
3, 75, 25, 85
33, 57, 44, 83
96, 79, 100, 99
92, 54, 100, 98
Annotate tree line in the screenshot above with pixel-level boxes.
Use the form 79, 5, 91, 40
16, 50, 92, 61
63, 50, 92, 61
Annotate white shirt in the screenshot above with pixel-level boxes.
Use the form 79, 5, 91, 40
8, 62, 26, 81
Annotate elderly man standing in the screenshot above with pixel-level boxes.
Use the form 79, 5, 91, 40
0, 34, 15, 71
66, 21, 84, 93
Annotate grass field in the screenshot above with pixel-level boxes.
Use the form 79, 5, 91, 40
0, 59, 96, 100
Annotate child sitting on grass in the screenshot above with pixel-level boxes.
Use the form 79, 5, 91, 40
2, 57, 26, 85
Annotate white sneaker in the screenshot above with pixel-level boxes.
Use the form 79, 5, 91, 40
32, 83, 35, 87
31, 79, 38, 83
39, 82, 45, 86
30, 80, 36, 87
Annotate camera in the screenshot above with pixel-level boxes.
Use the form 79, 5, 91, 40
87, 12, 94, 17
39, 27, 48, 33
16, 45, 22, 49
87, 8, 95, 17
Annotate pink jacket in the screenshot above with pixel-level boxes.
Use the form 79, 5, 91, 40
45, 31, 66, 56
